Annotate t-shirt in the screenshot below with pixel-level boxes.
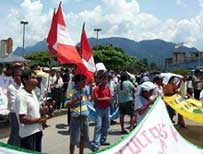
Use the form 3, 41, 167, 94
14, 88, 42, 138
134, 95, 149, 111
117, 80, 135, 103
93, 86, 111, 109
67, 84, 89, 117
154, 84, 164, 97
7, 81, 23, 112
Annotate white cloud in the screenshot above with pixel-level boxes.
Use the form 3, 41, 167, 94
0, 0, 53, 49
199, 0, 203, 10
64, 0, 203, 50
1, 0, 203, 50
176, 0, 187, 7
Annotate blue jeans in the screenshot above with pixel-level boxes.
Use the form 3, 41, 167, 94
92, 107, 110, 146
70, 116, 90, 147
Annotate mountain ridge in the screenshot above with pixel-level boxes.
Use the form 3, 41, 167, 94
14, 37, 200, 64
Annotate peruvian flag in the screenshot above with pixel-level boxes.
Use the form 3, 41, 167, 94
79, 23, 96, 75
47, 9, 57, 55
47, 2, 93, 82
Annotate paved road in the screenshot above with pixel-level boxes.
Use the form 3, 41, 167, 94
1, 114, 203, 154
0, 114, 124, 154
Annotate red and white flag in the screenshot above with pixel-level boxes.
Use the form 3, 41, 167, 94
47, 9, 57, 55
79, 23, 96, 75
47, 2, 93, 82
55, 2, 80, 64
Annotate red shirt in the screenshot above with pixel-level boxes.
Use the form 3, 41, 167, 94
93, 86, 112, 109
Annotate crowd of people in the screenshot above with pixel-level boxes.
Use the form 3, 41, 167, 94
2, 62, 203, 154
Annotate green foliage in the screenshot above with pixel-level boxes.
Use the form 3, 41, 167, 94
171, 68, 190, 74
25, 51, 57, 66
25, 46, 161, 73
124, 58, 160, 73
93, 45, 133, 71
93, 45, 161, 72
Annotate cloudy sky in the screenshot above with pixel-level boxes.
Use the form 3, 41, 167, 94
0, 0, 203, 50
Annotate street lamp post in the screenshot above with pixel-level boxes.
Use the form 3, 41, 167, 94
20, 21, 29, 57
198, 50, 202, 67
94, 28, 102, 51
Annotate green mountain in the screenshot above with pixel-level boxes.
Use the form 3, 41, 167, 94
14, 37, 199, 64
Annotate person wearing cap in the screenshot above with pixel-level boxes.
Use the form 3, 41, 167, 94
134, 81, 157, 122
92, 72, 112, 148
95, 63, 107, 86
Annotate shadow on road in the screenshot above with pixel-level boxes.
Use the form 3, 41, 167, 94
57, 130, 70, 136
55, 123, 67, 129
56, 123, 70, 136
108, 129, 122, 136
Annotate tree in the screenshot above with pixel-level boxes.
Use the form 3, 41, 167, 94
25, 51, 57, 66
171, 68, 190, 74
25, 45, 161, 73
93, 45, 133, 71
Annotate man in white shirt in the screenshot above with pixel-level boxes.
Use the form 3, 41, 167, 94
14, 70, 46, 152
51, 70, 64, 110
7, 68, 23, 146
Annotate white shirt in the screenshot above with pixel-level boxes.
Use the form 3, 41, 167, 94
134, 95, 149, 111
49, 75, 64, 89
154, 84, 164, 98
48, 75, 56, 93
14, 88, 42, 138
107, 80, 115, 96
54, 76, 64, 88
7, 80, 23, 112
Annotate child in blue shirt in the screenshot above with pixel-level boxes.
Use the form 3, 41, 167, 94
67, 74, 96, 154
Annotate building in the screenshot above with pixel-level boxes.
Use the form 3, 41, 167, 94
0, 38, 13, 57
165, 51, 203, 70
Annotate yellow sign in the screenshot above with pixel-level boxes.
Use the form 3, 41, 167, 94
164, 94, 203, 123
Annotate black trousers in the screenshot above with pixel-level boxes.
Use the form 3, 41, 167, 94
21, 131, 43, 152
166, 104, 175, 122
194, 89, 201, 100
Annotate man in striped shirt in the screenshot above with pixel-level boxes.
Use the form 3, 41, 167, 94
67, 74, 94, 154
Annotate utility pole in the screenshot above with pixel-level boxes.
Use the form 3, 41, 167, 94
20, 21, 29, 57
94, 28, 102, 51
